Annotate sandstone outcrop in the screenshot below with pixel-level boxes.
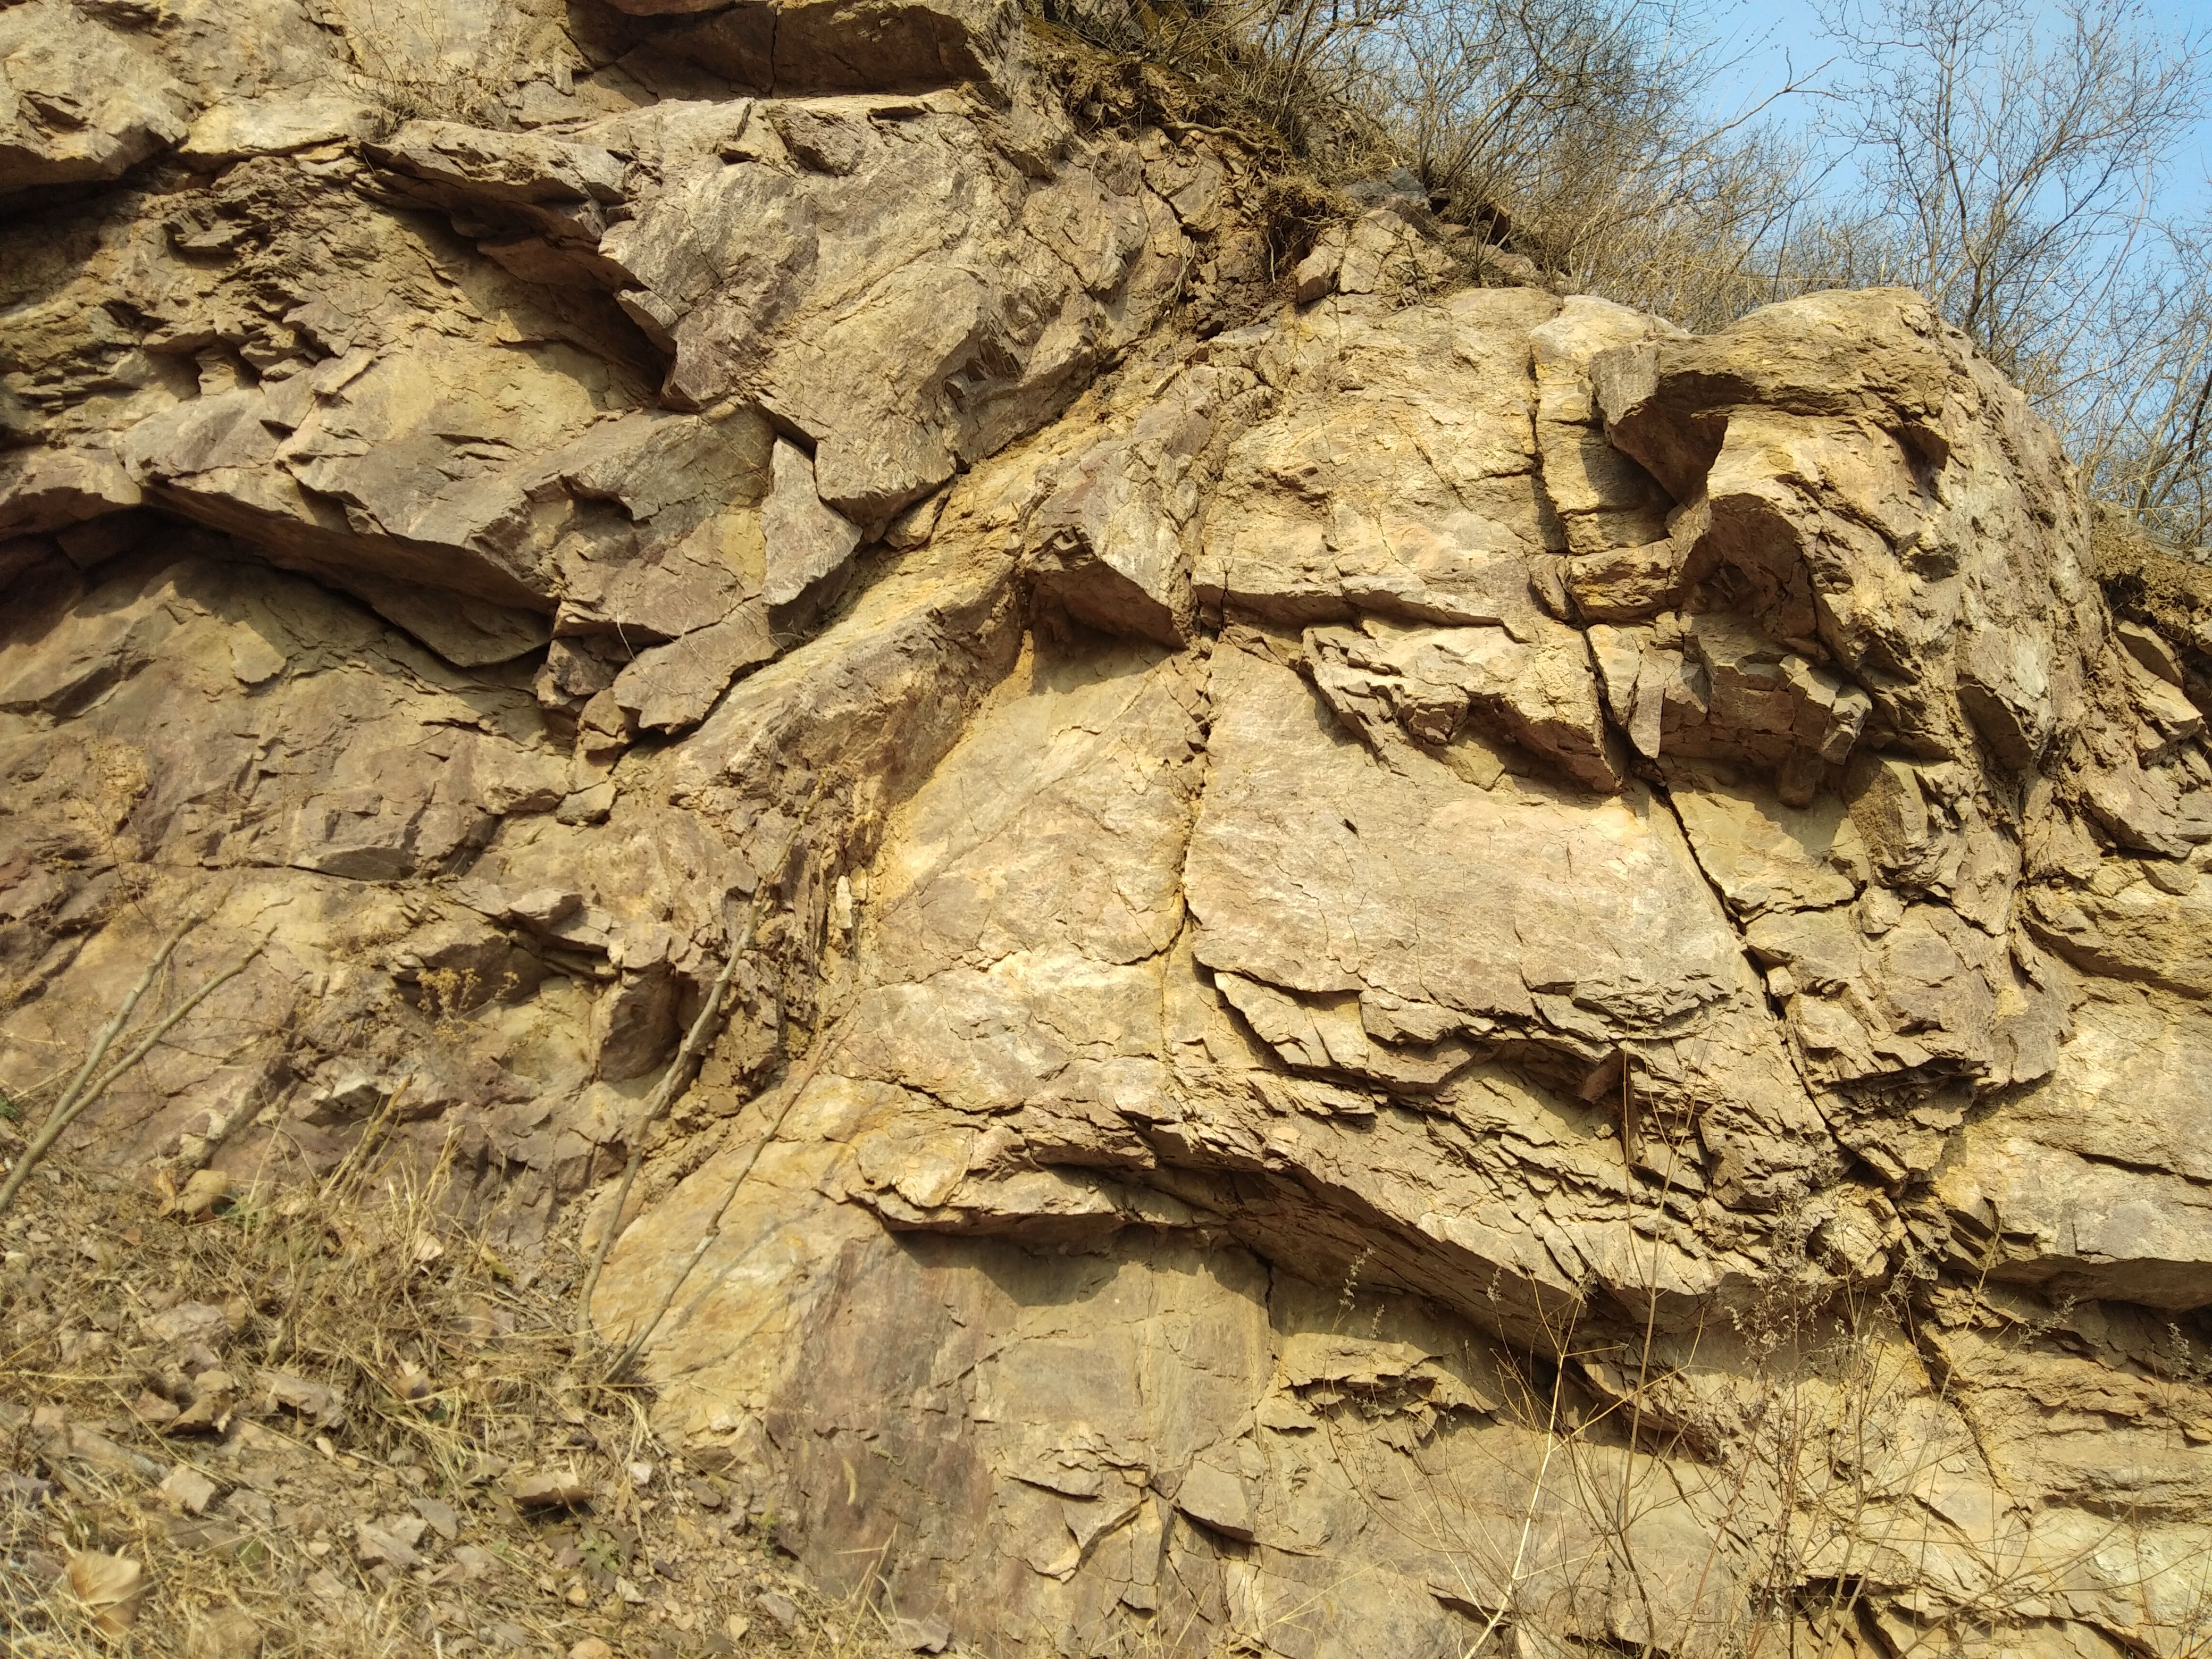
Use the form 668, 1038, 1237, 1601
9, 4, 2212, 1655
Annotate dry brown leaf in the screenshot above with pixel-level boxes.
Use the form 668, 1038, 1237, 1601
63, 1549, 146, 1635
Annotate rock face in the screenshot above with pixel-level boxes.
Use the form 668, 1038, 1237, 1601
10, 6, 2212, 1657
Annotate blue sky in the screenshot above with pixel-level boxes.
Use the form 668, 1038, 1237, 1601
1701, 0, 2212, 221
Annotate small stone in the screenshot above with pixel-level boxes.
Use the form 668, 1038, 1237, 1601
568, 1640, 613, 1659
555, 782, 617, 826
1292, 235, 1343, 304
410, 1495, 459, 1539
505, 887, 583, 926
164, 1513, 242, 1553
258, 1369, 346, 1429
157, 1464, 220, 1515
144, 1301, 230, 1348
170, 1369, 239, 1435
450, 1544, 500, 1580
756, 1589, 801, 1632
186, 1604, 262, 1659
2118, 621, 2185, 686
353, 1516, 423, 1569
1858, 885, 1905, 937
510, 1470, 592, 1510
0, 1472, 53, 1506
891, 1614, 953, 1653
2147, 860, 2199, 896
1172, 1461, 1253, 1541
164, 1169, 232, 1219
761, 438, 862, 606
382, 1513, 429, 1548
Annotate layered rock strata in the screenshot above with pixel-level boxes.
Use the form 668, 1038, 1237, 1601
9, 3, 2212, 1655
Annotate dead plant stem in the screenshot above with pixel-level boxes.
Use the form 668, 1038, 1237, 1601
598, 1007, 854, 1385
0, 941, 256, 1217
574, 899, 761, 1350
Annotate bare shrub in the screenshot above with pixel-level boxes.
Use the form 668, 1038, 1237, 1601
1795, 0, 2212, 552
1047, 0, 2212, 551
334, 0, 531, 128
1365, 0, 1819, 329
1032, 0, 1400, 172
2078, 224, 2212, 553
1810, 0, 2206, 392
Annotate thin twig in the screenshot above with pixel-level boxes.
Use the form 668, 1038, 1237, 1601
0, 945, 257, 1216
599, 1006, 855, 1385
574, 900, 763, 1348
1462, 1352, 1570, 1658
48, 918, 190, 1121
321, 1075, 415, 1207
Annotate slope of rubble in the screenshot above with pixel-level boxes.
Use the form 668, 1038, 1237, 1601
9, 2, 2212, 1656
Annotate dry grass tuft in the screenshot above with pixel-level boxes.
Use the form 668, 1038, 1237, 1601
0, 1129, 913, 1658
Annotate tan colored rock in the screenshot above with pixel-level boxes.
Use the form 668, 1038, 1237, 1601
612, 603, 776, 733
1304, 614, 1623, 791
1595, 289, 2101, 774
180, 95, 381, 165
1530, 295, 1678, 555
0, 447, 142, 540
1025, 365, 1235, 644
156, 1464, 220, 1516
1196, 289, 1562, 630
761, 440, 863, 606
1291, 224, 1345, 303
0, 2, 186, 191
366, 120, 633, 288
1939, 984, 2212, 1308
773, 0, 1018, 92
510, 1470, 592, 1510
1192, 642, 1711, 1037
12, 26, 2212, 1655
2026, 858, 2212, 1000
598, 97, 1190, 524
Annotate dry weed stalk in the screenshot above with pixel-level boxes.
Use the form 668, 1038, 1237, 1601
0, 1118, 912, 1656
336, 0, 527, 128
574, 900, 762, 1355
1291, 1065, 2212, 1657
0, 919, 259, 1219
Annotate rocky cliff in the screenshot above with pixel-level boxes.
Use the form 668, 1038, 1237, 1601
9, 3, 2212, 1655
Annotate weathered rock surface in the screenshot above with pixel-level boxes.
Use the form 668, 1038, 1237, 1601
9, 7, 2212, 1657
